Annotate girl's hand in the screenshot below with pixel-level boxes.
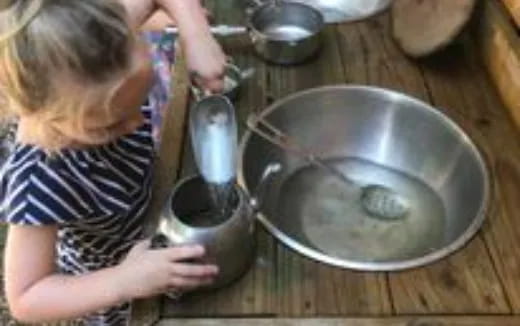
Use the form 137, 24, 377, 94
115, 239, 219, 300
182, 31, 227, 93
152, 0, 227, 92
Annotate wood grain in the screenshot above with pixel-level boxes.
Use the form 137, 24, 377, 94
336, 14, 511, 315
130, 43, 190, 326
154, 0, 520, 321
157, 316, 520, 326
477, 0, 520, 129
501, 0, 520, 28
162, 21, 392, 317
411, 33, 520, 313
389, 238, 508, 314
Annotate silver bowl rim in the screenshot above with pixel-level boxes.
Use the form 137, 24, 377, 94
288, 0, 391, 24
237, 84, 491, 271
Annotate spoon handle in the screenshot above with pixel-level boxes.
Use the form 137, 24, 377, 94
165, 25, 247, 37
246, 113, 356, 187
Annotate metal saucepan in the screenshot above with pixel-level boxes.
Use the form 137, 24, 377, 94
246, 0, 325, 64
165, 1, 325, 65
153, 164, 281, 292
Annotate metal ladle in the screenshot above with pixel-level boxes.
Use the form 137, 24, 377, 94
246, 114, 410, 221
190, 95, 238, 221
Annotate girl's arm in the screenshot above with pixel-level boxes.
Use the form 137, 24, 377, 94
118, 0, 157, 29
5, 225, 217, 323
121, 0, 226, 91
120, 0, 225, 91
141, 9, 176, 31
5, 225, 125, 322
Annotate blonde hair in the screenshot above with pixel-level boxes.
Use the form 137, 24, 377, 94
0, 0, 133, 131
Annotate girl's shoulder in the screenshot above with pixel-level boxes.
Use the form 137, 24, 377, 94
0, 133, 154, 226
0, 145, 96, 225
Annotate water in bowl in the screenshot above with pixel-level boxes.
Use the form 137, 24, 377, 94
276, 156, 446, 262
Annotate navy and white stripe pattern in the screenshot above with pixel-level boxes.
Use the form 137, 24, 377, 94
0, 105, 155, 325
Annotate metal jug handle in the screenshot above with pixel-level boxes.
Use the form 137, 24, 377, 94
249, 162, 282, 212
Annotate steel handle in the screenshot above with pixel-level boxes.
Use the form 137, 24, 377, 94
246, 113, 355, 187
165, 25, 247, 37
249, 162, 282, 211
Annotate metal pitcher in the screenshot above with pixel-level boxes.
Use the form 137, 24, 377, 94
155, 175, 255, 290
154, 163, 281, 291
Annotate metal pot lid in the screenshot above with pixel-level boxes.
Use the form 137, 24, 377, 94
289, 0, 391, 23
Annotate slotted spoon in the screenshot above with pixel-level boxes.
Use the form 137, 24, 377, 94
246, 113, 409, 220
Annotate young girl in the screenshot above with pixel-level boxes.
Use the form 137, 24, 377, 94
0, 0, 226, 324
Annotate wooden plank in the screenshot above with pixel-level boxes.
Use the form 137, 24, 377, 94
159, 2, 519, 320
163, 28, 278, 317
130, 42, 191, 326
162, 228, 277, 317
262, 25, 392, 318
334, 13, 511, 314
275, 245, 391, 316
162, 0, 393, 316
477, 0, 520, 129
336, 18, 430, 101
162, 22, 392, 318
389, 238, 508, 314
408, 32, 520, 314
157, 316, 520, 326
501, 0, 520, 28
485, 145, 520, 313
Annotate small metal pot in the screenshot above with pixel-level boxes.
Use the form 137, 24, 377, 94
246, 0, 325, 64
156, 175, 254, 290
154, 164, 281, 291
164, 2, 324, 65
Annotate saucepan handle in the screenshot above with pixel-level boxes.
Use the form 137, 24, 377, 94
249, 162, 282, 213
164, 25, 247, 37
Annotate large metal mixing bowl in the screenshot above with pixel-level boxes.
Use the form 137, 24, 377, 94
289, 0, 391, 23
239, 0, 392, 24
238, 85, 490, 271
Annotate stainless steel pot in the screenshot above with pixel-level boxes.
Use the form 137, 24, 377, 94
238, 85, 490, 271
246, 0, 325, 64
165, 2, 324, 65
156, 175, 255, 290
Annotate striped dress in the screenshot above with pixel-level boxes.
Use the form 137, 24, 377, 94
0, 32, 174, 326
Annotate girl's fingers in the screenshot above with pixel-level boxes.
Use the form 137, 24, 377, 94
205, 77, 225, 93
169, 276, 215, 289
171, 263, 219, 277
166, 245, 206, 261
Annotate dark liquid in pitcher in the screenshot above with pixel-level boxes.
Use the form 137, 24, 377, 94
180, 184, 239, 227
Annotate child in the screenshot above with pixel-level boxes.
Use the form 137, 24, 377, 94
0, 0, 226, 324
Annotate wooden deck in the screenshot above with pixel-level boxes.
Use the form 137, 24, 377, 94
130, 0, 520, 325
1, 0, 517, 325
